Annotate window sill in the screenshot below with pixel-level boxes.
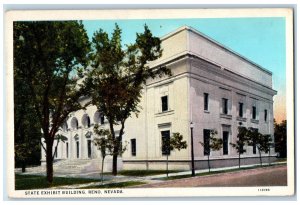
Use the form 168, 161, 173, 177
236, 117, 247, 122
251, 119, 259, 124
155, 110, 174, 117
204, 110, 210, 114
220, 114, 232, 119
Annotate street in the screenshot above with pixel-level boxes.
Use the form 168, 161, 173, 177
134, 165, 287, 188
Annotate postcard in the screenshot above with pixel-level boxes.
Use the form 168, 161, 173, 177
5, 8, 294, 198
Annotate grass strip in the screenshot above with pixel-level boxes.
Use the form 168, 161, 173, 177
118, 170, 180, 177
81, 181, 146, 189
158, 164, 286, 180
15, 174, 100, 190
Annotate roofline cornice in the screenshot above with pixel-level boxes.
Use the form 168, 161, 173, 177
149, 52, 277, 95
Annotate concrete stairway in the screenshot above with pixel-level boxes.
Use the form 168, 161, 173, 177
53, 159, 101, 174
16, 158, 123, 175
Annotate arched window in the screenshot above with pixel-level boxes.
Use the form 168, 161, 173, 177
94, 111, 105, 125
62, 122, 68, 132
82, 114, 91, 128
71, 117, 79, 130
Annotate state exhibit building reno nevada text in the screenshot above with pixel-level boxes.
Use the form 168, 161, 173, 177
41, 26, 277, 173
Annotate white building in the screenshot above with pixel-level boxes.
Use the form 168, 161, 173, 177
41, 26, 277, 172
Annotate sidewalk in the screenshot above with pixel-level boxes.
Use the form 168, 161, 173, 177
144, 161, 287, 180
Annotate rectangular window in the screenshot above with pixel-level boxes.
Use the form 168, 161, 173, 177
264, 109, 268, 122
223, 131, 229, 155
252, 106, 256, 119
222, 98, 228, 114
203, 129, 211, 156
161, 96, 168, 112
66, 142, 69, 158
239, 102, 243, 117
87, 140, 92, 158
131, 139, 136, 156
204, 93, 209, 111
76, 141, 79, 158
161, 130, 170, 155
55, 147, 58, 158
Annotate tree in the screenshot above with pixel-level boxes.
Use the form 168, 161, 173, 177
93, 125, 127, 184
83, 24, 171, 175
14, 21, 90, 183
274, 119, 287, 158
247, 128, 273, 166
200, 130, 223, 172
260, 134, 273, 166
230, 127, 248, 168
14, 67, 42, 172
162, 132, 187, 178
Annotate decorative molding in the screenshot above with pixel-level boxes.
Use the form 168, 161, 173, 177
157, 122, 172, 128
155, 110, 174, 117
236, 117, 247, 122
251, 119, 259, 124
85, 131, 92, 138
220, 114, 232, 120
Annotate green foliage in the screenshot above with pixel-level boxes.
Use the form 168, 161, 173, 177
230, 127, 248, 155
161, 164, 282, 181
161, 132, 187, 177
93, 124, 127, 158
118, 169, 180, 177
231, 127, 273, 167
93, 124, 127, 182
199, 130, 223, 153
81, 181, 146, 189
15, 174, 99, 190
274, 120, 287, 158
84, 24, 171, 175
14, 21, 91, 182
14, 21, 90, 138
54, 134, 68, 142
14, 42, 42, 169
247, 128, 272, 154
162, 132, 188, 154
199, 130, 222, 172
170, 132, 188, 151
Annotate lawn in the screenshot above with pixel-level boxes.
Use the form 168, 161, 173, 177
82, 181, 146, 189
15, 174, 146, 190
158, 164, 286, 180
15, 174, 100, 190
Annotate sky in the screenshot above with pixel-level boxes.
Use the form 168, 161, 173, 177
83, 17, 286, 122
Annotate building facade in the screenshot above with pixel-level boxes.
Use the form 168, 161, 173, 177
41, 26, 277, 172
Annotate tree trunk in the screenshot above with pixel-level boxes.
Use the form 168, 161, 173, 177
268, 147, 271, 166
46, 141, 54, 183
238, 153, 241, 168
208, 155, 210, 172
101, 157, 105, 185
21, 161, 26, 173
112, 154, 118, 176
259, 150, 262, 167
166, 154, 169, 178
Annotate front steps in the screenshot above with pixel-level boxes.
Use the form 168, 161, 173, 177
17, 158, 123, 175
